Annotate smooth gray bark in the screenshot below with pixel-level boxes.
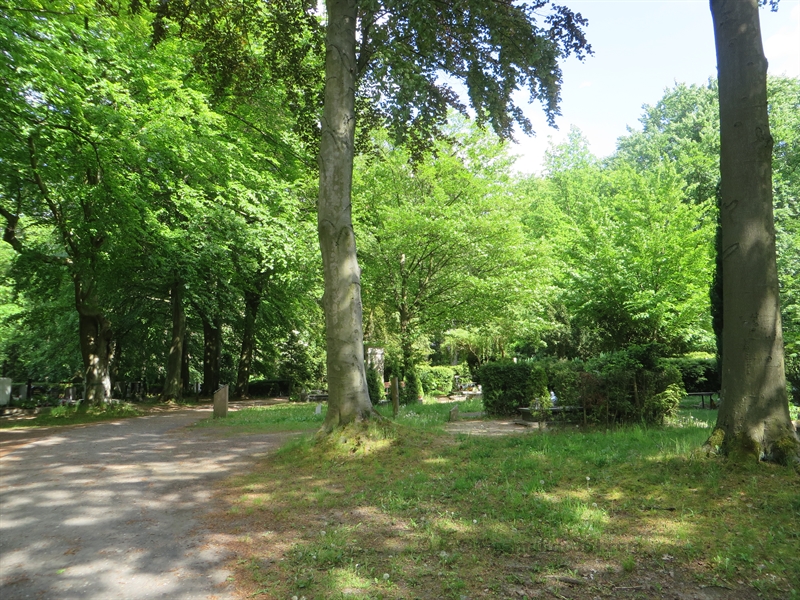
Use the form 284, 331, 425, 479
318, 0, 373, 431
161, 280, 186, 402
202, 316, 222, 396
710, 0, 798, 463
235, 284, 263, 398
75, 278, 113, 405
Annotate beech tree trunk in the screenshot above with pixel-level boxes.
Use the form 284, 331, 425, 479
318, 0, 373, 431
75, 277, 113, 405
181, 330, 190, 395
709, 0, 798, 464
202, 316, 221, 396
235, 287, 262, 398
161, 280, 186, 402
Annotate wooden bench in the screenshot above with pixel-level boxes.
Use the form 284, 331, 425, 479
301, 389, 328, 402
686, 392, 718, 409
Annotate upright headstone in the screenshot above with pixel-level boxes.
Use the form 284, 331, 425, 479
0, 378, 11, 407
213, 384, 229, 418
19, 384, 28, 400
449, 405, 459, 422
366, 347, 386, 382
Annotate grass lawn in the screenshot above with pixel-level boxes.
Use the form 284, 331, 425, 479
205, 399, 800, 600
0, 401, 146, 428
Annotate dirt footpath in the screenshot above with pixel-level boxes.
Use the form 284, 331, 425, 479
0, 408, 296, 600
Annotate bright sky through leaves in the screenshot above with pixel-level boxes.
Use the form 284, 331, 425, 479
512, 0, 800, 173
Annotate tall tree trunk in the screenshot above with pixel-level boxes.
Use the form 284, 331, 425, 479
74, 277, 113, 405
181, 329, 190, 395
161, 280, 186, 402
110, 337, 122, 394
235, 287, 262, 399
318, 0, 373, 431
202, 315, 221, 396
708, 0, 798, 464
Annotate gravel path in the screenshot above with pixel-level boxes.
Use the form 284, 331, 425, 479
0, 408, 295, 599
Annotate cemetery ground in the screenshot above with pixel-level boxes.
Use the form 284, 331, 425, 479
1, 399, 798, 600
202, 399, 800, 600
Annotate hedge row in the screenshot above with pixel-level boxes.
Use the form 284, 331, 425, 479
475, 346, 688, 425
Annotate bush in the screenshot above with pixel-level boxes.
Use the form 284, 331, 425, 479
786, 353, 800, 405
417, 365, 455, 395
586, 346, 686, 425
366, 366, 384, 404
401, 368, 423, 405
543, 359, 583, 407
645, 382, 683, 424
476, 361, 536, 417
478, 346, 686, 424
662, 354, 720, 393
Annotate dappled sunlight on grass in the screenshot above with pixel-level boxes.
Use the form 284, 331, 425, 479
208, 403, 799, 599
193, 402, 324, 433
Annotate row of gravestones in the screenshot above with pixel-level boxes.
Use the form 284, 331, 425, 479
0, 379, 178, 406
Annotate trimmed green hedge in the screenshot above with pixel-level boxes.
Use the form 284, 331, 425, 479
475, 361, 540, 417
477, 346, 685, 424
662, 354, 720, 393
418, 365, 455, 395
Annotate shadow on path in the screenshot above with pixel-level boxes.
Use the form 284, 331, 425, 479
0, 408, 297, 600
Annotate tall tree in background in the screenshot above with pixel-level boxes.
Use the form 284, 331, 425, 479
708, 0, 798, 463
317, 0, 590, 431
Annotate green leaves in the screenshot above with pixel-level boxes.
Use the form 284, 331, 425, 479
528, 130, 715, 356
354, 120, 535, 365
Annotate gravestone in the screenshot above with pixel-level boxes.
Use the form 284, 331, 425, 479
213, 384, 229, 418
315, 403, 322, 415
366, 347, 385, 382
0, 378, 11, 406
449, 405, 459, 422
19, 384, 27, 400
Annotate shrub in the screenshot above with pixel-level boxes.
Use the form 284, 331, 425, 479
785, 353, 800, 405
645, 382, 683, 424
586, 346, 686, 425
401, 368, 423, 405
543, 359, 583, 407
417, 365, 455, 395
478, 347, 686, 424
366, 366, 384, 404
662, 354, 720, 393
476, 361, 536, 417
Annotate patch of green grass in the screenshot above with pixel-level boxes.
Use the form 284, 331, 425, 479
0, 402, 143, 429
374, 397, 484, 428
216, 405, 800, 600
193, 402, 326, 432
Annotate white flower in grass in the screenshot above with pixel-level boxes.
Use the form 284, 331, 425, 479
383, 573, 390, 580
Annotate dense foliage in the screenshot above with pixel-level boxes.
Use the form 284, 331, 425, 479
0, 2, 796, 411
477, 350, 684, 425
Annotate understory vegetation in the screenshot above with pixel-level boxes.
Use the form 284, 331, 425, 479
202, 400, 799, 600
0, 401, 143, 429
